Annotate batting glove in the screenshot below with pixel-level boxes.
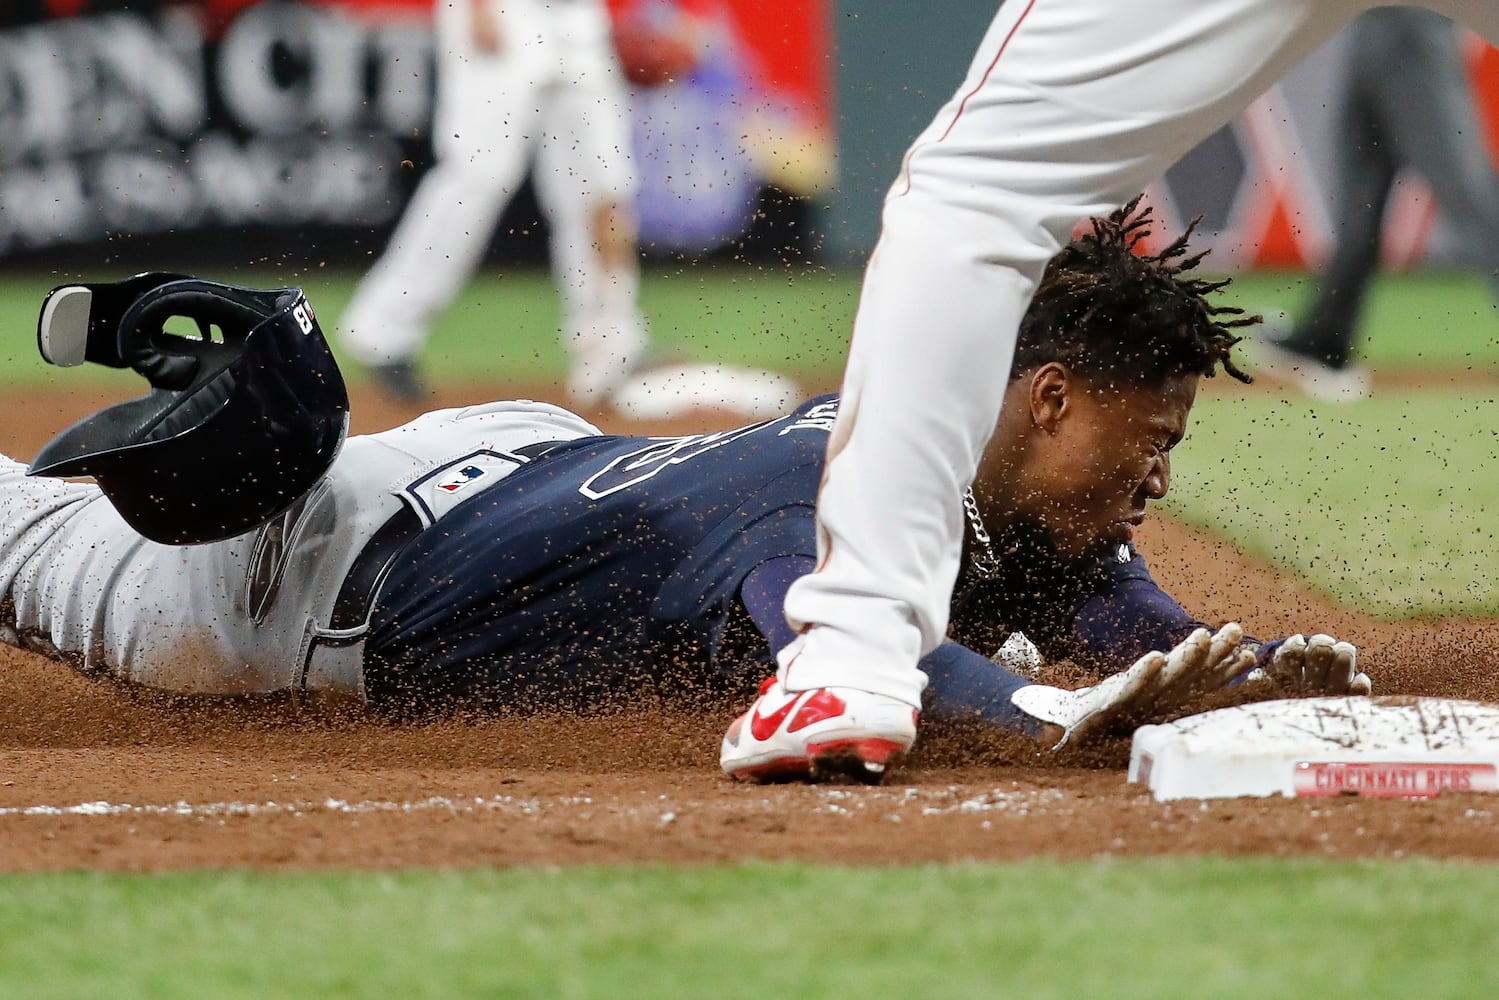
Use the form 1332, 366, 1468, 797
1249, 633, 1372, 695
1009, 623, 1256, 748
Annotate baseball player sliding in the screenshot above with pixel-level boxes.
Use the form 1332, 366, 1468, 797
760, 0, 1495, 783
0, 205, 1364, 774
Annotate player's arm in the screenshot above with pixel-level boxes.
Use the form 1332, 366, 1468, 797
1067, 546, 1207, 669
738, 557, 1244, 744
740, 556, 1040, 732
736, 555, 810, 655
1067, 547, 1369, 694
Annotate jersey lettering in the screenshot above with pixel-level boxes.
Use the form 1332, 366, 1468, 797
291, 296, 315, 334
578, 417, 785, 499
778, 399, 838, 436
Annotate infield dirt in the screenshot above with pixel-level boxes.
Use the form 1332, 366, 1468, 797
2, 380, 1496, 871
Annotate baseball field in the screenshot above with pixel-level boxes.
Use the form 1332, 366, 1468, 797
1, 264, 1498, 997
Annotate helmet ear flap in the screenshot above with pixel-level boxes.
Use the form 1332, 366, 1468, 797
37, 286, 95, 368
36, 272, 191, 370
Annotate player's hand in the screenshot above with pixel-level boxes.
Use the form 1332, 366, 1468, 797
1009, 623, 1256, 749
1250, 633, 1372, 695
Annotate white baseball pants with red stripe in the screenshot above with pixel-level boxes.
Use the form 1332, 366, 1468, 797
779, 0, 1499, 707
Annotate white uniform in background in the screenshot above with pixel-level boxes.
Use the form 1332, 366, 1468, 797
773, 0, 1499, 727
341, 0, 644, 400
340, 0, 796, 420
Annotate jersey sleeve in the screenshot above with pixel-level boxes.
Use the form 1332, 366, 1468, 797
919, 641, 1042, 736
1067, 546, 1209, 672
737, 554, 815, 655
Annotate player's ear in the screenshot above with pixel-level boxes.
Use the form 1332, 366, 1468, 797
1029, 362, 1071, 431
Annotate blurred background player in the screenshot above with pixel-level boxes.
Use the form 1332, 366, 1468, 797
1245, 8, 1499, 401
337, 0, 794, 419
750, 0, 1499, 785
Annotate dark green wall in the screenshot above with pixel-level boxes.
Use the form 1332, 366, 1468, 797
823, 2, 999, 260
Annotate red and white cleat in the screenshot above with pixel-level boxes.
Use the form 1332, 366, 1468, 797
719, 677, 918, 784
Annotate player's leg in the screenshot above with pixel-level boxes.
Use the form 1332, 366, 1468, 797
338, 162, 516, 366
534, 2, 650, 406
1381, 9, 1499, 306
784, 0, 1362, 697
0, 457, 290, 694
728, 0, 1369, 781
536, 134, 649, 406
0, 455, 104, 642
1279, 15, 1397, 372
338, 53, 541, 378
550, 195, 653, 406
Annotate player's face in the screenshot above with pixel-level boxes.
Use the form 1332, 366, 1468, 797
1020, 370, 1197, 558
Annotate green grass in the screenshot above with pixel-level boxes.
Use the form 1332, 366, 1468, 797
1220, 269, 1499, 368
1167, 388, 1499, 617
1167, 268, 1499, 617
2, 266, 1487, 382
2, 859, 1497, 999
0, 264, 862, 389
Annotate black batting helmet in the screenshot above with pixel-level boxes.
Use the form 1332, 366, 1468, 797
27, 273, 350, 545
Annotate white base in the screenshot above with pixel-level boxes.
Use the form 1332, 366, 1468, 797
608, 363, 798, 421
1129, 697, 1499, 801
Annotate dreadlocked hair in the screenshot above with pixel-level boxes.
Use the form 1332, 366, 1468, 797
1012, 196, 1256, 386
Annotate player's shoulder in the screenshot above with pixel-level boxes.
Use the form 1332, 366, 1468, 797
516, 394, 840, 486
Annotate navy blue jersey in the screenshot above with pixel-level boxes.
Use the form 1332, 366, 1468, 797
362, 395, 1206, 716
364, 397, 840, 713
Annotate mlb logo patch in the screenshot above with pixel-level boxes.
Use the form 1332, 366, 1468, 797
436, 465, 487, 493
403, 449, 527, 525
